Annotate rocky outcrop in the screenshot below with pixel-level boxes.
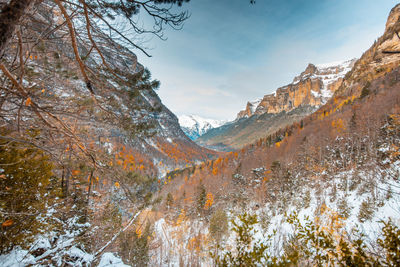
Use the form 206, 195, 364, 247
385, 4, 400, 31
237, 99, 261, 119
201, 59, 355, 150
236, 59, 356, 119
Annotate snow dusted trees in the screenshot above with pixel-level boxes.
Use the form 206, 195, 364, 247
213, 210, 400, 266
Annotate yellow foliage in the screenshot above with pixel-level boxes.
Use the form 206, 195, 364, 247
136, 227, 142, 238
176, 209, 186, 226
212, 166, 218, 175
204, 193, 214, 210
114, 181, 120, 188
331, 118, 346, 133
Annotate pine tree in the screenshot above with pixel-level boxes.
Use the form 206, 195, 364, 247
119, 223, 152, 267
358, 197, 375, 222
212, 212, 268, 267
197, 183, 207, 214
337, 196, 352, 218
166, 192, 174, 210
0, 136, 54, 252
209, 209, 228, 244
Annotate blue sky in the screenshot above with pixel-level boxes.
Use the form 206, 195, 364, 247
138, 0, 399, 120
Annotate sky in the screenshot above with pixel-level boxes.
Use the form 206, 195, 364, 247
137, 0, 399, 121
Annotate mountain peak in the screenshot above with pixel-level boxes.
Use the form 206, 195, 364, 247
178, 115, 226, 140
236, 59, 356, 120
386, 3, 400, 31
304, 63, 317, 75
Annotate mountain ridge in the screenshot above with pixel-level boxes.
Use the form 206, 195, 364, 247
178, 114, 227, 140
237, 59, 356, 120
197, 59, 356, 151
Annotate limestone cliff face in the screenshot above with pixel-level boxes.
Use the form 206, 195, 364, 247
336, 3, 400, 98
237, 59, 356, 119
385, 4, 400, 31
237, 99, 261, 118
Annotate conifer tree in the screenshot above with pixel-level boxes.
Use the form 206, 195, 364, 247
0, 133, 54, 252
197, 183, 207, 214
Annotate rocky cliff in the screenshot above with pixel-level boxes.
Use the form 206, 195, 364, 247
197, 59, 356, 151
237, 59, 356, 119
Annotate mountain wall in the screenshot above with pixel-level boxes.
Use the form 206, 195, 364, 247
237, 59, 355, 119
197, 60, 355, 151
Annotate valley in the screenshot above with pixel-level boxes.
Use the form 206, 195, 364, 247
0, 1, 400, 267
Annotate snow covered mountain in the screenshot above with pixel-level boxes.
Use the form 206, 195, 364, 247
178, 115, 226, 140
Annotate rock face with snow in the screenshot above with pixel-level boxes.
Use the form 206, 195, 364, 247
236, 59, 356, 119
198, 59, 356, 151
179, 115, 226, 140
236, 99, 262, 119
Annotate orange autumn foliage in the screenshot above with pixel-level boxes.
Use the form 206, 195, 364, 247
2, 219, 13, 227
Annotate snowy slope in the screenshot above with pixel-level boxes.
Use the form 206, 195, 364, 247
311, 59, 355, 99
178, 115, 227, 140
291, 59, 355, 101
249, 99, 262, 113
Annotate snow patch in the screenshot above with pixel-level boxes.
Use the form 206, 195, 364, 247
0, 249, 36, 267
98, 252, 130, 267
249, 99, 262, 113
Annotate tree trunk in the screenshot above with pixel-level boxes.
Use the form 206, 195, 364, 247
0, 0, 34, 58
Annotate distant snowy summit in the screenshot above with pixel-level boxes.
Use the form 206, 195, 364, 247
179, 115, 227, 140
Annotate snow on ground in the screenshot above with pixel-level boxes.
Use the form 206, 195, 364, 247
149, 158, 400, 265
0, 249, 36, 267
98, 252, 130, 267
151, 216, 211, 266
0, 248, 128, 267
315, 59, 355, 69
